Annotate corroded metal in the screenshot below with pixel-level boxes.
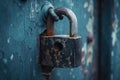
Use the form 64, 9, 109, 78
39, 36, 81, 80
39, 7, 81, 80
40, 36, 81, 67
46, 7, 78, 37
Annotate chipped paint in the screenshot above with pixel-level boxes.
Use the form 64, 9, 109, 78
30, 2, 35, 20
88, 0, 94, 15
81, 39, 94, 76
86, 18, 94, 34
34, 0, 39, 13
84, 2, 88, 8
29, 0, 39, 21
87, 0, 94, 34
10, 54, 14, 60
81, 0, 94, 78
7, 37, 10, 43
112, 14, 119, 46
81, 43, 87, 65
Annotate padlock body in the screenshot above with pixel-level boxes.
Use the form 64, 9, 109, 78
39, 35, 81, 78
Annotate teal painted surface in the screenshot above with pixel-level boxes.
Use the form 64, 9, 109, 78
0, 0, 95, 80
50, 66, 83, 80
93, 0, 120, 80
99, 0, 112, 80
111, 0, 120, 80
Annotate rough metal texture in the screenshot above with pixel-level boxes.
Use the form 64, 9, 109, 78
39, 35, 81, 79
40, 36, 81, 68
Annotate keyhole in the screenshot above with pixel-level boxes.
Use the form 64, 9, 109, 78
54, 41, 63, 51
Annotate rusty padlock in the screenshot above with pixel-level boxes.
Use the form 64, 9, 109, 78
39, 7, 81, 79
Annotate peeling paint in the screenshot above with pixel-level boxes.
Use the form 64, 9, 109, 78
112, 14, 119, 46
88, 0, 94, 15
86, 18, 94, 34
81, 38, 94, 76
30, 2, 35, 20
7, 38, 10, 44
34, 0, 39, 13
81, 0, 94, 77
10, 54, 14, 60
87, 45, 93, 65
29, 0, 39, 21
84, 2, 88, 8
86, 0, 94, 34
81, 43, 87, 64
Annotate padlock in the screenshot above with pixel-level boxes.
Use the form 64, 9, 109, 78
39, 7, 81, 80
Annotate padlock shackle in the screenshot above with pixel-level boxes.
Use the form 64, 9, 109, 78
46, 8, 78, 37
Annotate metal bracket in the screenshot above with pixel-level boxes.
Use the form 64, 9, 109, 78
41, 1, 59, 23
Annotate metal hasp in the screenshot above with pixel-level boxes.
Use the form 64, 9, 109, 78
39, 4, 81, 80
